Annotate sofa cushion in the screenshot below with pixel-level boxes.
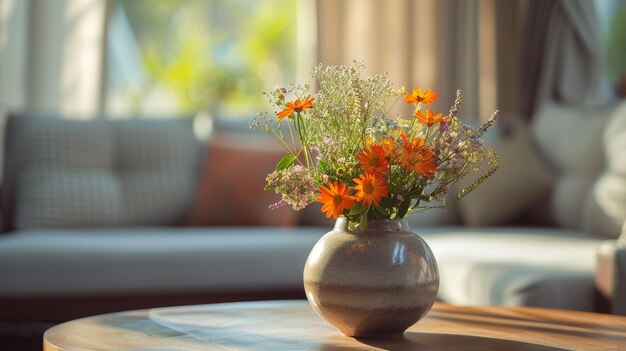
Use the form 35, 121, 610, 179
2, 114, 199, 229
16, 170, 124, 227
186, 132, 297, 226
420, 227, 605, 311
0, 227, 324, 296
0, 226, 603, 314
457, 127, 555, 226
532, 102, 626, 238
582, 102, 626, 238
114, 119, 200, 225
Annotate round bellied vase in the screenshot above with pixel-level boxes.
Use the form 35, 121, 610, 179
303, 218, 439, 337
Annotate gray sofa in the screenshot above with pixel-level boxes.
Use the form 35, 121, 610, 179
0, 114, 326, 325
423, 100, 626, 315
1, 104, 625, 330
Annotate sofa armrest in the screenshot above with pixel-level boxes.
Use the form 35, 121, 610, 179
596, 223, 626, 315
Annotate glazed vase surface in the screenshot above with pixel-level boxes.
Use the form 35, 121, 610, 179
303, 218, 439, 337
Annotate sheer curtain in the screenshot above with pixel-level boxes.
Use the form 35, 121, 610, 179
3, 1, 526, 122
0, 0, 107, 119
520, 0, 609, 119
0, 0, 28, 114
316, 0, 524, 125
0, 0, 107, 182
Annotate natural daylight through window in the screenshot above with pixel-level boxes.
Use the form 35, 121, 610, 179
106, 0, 302, 119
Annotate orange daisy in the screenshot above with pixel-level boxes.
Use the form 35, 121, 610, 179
400, 135, 437, 177
415, 110, 447, 125
276, 95, 314, 121
380, 138, 399, 161
317, 182, 355, 218
356, 144, 389, 174
404, 87, 438, 105
353, 173, 389, 206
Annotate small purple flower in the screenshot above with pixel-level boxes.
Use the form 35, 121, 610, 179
269, 200, 287, 210
479, 110, 500, 136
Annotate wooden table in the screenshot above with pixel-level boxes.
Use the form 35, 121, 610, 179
44, 300, 626, 350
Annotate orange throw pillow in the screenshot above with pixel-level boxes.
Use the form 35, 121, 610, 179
187, 133, 298, 226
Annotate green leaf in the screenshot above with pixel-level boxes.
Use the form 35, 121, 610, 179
348, 220, 359, 231
397, 197, 411, 218
264, 184, 276, 191
349, 202, 366, 216
380, 197, 395, 208
359, 214, 368, 230
275, 155, 296, 171
319, 160, 329, 173
373, 203, 387, 217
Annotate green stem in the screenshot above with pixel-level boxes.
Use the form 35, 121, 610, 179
271, 130, 296, 156
296, 112, 312, 168
287, 116, 297, 154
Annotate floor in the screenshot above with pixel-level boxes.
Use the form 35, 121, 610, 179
0, 321, 52, 351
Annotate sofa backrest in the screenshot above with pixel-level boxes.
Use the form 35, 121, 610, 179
532, 101, 626, 238
1, 113, 201, 231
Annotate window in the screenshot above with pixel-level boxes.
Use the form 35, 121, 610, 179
597, 0, 626, 95
106, 0, 300, 118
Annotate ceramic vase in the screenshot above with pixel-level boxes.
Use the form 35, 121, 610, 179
303, 218, 439, 337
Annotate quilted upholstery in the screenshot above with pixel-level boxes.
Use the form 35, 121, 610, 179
1, 114, 199, 230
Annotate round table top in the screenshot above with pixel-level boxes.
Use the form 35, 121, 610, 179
44, 300, 626, 351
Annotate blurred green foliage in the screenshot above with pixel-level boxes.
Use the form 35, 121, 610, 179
605, 3, 626, 84
119, 0, 297, 115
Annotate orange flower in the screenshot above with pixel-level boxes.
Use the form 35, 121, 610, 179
353, 173, 389, 206
380, 138, 399, 160
400, 135, 437, 177
404, 87, 438, 105
276, 95, 314, 121
356, 144, 388, 174
415, 110, 447, 125
317, 182, 355, 218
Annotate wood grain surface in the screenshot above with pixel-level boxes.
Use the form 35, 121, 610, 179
43, 300, 626, 350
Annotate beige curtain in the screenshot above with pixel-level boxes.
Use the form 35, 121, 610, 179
495, 0, 527, 130
316, 0, 527, 128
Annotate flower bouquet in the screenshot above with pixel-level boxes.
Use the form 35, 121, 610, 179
252, 61, 499, 228
252, 61, 500, 337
